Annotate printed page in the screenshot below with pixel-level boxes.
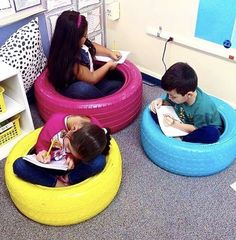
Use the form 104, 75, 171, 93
155, 106, 188, 137
49, 15, 59, 37
95, 50, 130, 64
91, 33, 102, 45
23, 154, 68, 171
83, 7, 101, 34
0, 0, 11, 9
14, 0, 41, 11
230, 181, 236, 191
78, 0, 100, 10
0, 0, 15, 20
47, 0, 72, 11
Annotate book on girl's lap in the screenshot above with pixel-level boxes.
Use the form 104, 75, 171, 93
155, 106, 188, 137
23, 154, 68, 170
95, 50, 130, 64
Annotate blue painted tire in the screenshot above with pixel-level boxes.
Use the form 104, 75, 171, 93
140, 97, 236, 176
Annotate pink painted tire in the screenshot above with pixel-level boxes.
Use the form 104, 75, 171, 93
34, 60, 142, 133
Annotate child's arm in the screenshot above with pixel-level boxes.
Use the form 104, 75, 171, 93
35, 113, 66, 153
149, 98, 170, 114
65, 155, 75, 170
74, 61, 117, 84
164, 115, 197, 133
93, 42, 121, 61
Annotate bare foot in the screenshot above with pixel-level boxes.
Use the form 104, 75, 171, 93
55, 175, 69, 187
55, 179, 68, 187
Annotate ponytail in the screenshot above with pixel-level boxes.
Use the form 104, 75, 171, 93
70, 124, 111, 163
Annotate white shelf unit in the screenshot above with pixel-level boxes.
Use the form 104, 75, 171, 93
0, 61, 34, 161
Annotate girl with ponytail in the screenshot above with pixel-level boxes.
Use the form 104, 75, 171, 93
13, 113, 111, 187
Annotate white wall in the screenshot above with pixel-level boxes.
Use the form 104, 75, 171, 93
105, 0, 236, 106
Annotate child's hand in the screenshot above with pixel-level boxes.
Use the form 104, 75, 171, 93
110, 51, 121, 61
163, 114, 175, 127
36, 150, 51, 163
149, 98, 163, 113
65, 156, 75, 170
107, 60, 118, 70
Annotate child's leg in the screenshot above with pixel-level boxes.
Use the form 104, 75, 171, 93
62, 81, 105, 99
182, 125, 221, 144
95, 70, 124, 95
67, 154, 106, 185
96, 79, 123, 95
13, 157, 64, 187
150, 111, 159, 124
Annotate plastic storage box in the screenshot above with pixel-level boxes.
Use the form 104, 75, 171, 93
0, 86, 6, 113
0, 115, 21, 147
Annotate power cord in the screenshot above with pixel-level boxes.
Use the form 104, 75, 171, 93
162, 37, 173, 71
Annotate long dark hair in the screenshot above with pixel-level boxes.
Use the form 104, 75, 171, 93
47, 11, 96, 90
70, 123, 111, 163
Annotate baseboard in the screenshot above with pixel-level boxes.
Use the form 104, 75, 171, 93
141, 72, 161, 86
138, 65, 161, 86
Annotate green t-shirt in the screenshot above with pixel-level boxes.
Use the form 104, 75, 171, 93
165, 88, 223, 129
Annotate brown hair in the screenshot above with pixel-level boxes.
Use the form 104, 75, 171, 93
161, 62, 198, 95
70, 123, 111, 163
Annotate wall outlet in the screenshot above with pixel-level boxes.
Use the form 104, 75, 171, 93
146, 26, 174, 41
106, 1, 120, 21
146, 26, 162, 37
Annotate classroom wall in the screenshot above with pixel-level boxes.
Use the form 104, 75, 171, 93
105, 0, 236, 107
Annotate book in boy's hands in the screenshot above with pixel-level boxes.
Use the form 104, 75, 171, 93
155, 106, 188, 137
95, 50, 130, 64
23, 154, 68, 171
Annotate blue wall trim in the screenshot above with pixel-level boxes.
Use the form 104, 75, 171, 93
141, 72, 161, 86
0, 13, 50, 57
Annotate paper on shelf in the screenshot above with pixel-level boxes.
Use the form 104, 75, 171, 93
95, 50, 130, 64
23, 154, 68, 171
78, 0, 99, 10
155, 105, 188, 137
230, 181, 236, 191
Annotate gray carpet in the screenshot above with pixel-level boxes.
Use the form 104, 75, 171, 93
1, 84, 236, 240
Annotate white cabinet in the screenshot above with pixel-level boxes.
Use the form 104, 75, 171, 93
0, 61, 34, 161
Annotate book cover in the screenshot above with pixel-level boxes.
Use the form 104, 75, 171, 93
155, 106, 188, 137
23, 154, 68, 171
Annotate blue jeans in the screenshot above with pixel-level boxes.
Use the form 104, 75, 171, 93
13, 154, 106, 187
150, 112, 222, 144
181, 125, 221, 143
63, 70, 124, 99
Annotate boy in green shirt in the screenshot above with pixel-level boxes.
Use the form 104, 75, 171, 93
150, 62, 223, 143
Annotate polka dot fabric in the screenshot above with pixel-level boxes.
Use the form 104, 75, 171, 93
0, 18, 47, 92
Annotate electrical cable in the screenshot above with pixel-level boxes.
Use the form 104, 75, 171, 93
162, 37, 173, 71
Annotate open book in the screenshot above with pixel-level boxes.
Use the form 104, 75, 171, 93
23, 154, 68, 171
95, 50, 130, 64
155, 106, 188, 137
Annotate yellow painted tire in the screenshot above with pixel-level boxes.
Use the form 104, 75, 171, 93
5, 128, 122, 226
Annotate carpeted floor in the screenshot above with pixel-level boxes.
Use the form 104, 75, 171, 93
1, 84, 236, 240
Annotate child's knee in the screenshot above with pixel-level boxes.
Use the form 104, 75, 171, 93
198, 125, 221, 143
13, 157, 27, 175
207, 126, 221, 143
